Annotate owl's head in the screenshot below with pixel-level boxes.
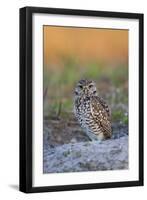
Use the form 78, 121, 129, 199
74, 79, 97, 98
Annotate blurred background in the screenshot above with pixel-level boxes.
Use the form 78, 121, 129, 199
43, 26, 128, 125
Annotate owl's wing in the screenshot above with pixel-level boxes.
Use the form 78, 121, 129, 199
96, 96, 111, 119
90, 96, 112, 138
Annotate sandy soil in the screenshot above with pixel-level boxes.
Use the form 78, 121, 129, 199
43, 114, 128, 173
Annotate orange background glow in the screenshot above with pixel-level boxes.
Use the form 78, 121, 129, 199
44, 26, 128, 67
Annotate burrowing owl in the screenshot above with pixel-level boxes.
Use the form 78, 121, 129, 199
74, 79, 112, 141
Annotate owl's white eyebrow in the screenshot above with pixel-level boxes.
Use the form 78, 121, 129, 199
89, 84, 94, 86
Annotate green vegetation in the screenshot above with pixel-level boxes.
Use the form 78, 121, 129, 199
112, 110, 128, 125
43, 58, 128, 124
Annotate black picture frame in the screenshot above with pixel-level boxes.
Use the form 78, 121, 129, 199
19, 6, 144, 193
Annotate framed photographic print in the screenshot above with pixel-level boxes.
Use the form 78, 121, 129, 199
19, 6, 144, 193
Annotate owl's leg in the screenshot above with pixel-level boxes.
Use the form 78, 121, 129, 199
85, 130, 101, 141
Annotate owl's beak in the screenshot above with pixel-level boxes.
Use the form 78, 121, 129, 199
83, 87, 89, 95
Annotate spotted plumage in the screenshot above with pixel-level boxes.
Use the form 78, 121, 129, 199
74, 79, 112, 141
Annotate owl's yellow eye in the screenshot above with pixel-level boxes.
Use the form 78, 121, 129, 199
78, 85, 83, 89
89, 84, 93, 89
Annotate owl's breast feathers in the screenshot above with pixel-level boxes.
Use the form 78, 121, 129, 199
74, 95, 112, 139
